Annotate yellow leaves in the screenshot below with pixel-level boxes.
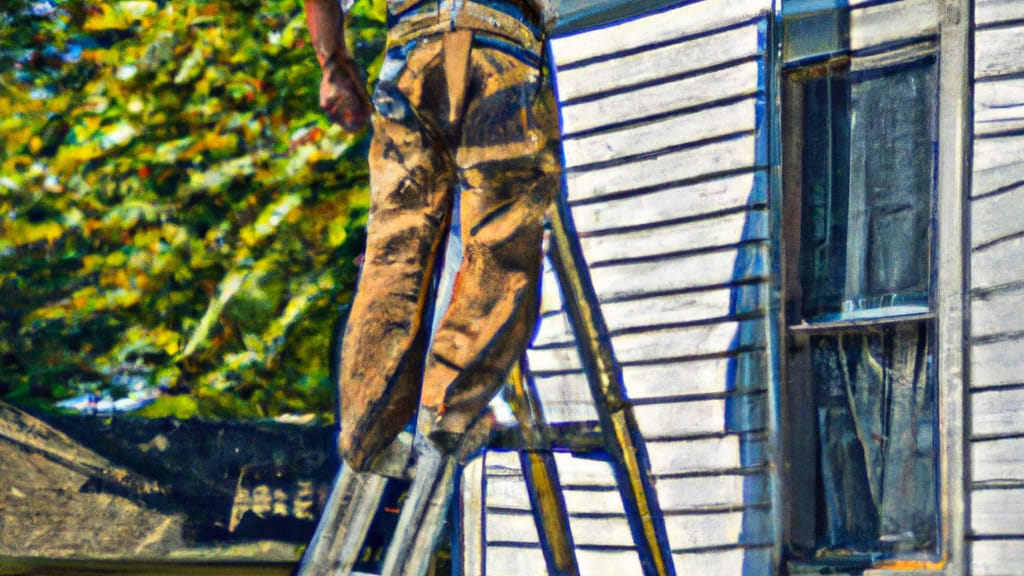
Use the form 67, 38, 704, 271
247, 194, 303, 246
29, 136, 44, 154
84, 1, 158, 32
1, 219, 64, 249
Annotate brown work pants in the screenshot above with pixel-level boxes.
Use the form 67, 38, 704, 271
338, 29, 561, 471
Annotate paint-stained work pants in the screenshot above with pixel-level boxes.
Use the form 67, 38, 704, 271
338, 1, 561, 471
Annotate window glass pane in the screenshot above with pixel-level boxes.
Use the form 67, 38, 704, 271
850, 59, 936, 305
809, 322, 937, 554
797, 58, 936, 321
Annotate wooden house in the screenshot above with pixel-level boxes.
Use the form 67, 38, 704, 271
449, 0, 1024, 573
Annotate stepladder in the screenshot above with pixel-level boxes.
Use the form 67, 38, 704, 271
295, 196, 675, 576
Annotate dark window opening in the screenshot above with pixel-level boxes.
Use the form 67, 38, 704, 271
781, 53, 941, 567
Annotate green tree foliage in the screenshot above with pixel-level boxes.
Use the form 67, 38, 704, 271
0, 0, 385, 419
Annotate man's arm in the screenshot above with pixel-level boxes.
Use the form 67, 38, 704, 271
304, 0, 371, 131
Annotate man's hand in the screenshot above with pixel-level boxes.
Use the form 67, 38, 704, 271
321, 57, 371, 132
303, 0, 371, 132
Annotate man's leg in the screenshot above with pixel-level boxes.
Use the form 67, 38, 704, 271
421, 44, 562, 443
338, 40, 455, 471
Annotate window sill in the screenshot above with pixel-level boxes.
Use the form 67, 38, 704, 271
787, 311, 934, 335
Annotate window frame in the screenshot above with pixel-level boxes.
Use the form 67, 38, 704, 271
772, 0, 970, 572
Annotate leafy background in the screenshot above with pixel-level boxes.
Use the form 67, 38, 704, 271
0, 0, 385, 420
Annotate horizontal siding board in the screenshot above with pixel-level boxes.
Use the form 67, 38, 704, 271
646, 436, 749, 476
556, 25, 762, 102
552, 452, 619, 487
566, 515, 637, 547
972, 233, 1024, 290
570, 172, 763, 235
663, 509, 771, 550
486, 510, 540, 544
601, 288, 737, 334
654, 474, 766, 512
973, 387, 1024, 438
579, 210, 768, 266
972, 284, 1024, 339
673, 547, 770, 575
485, 474, 533, 512
972, 338, 1024, 389
609, 320, 762, 364
562, 487, 630, 516
567, 134, 758, 202
972, 437, 1024, 484
589, 245, 767, 302
975, 25, 1024, 79
485, 545, 548, 576
550, 0, 769, 66
974, 79, 1024, 137
525, 345, 584, 373
573, 548, 645, 576
621, 352, 767, 400
971, 183, 1024, 248
971, 540, 1024, 576
531, 311, 575, 347
848, 0, 939, 52
559, 61, 761, 136
563, 98, 758, 170
972, 488, 1024, 535
633, 398, 729, 438
976, 0, 1024, 26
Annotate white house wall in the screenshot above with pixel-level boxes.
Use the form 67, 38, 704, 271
968, 0, 1024, 573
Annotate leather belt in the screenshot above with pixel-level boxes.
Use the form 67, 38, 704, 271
387, 1, 543, 55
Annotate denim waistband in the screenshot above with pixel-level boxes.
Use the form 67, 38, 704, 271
388, 0, 543, 39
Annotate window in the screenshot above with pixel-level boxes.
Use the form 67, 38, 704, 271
780, 0, 945, 568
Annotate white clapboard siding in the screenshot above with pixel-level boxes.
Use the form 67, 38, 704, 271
567, 515, 638, 547
971, 183, 1024, 248
646, 436, 745, 476
600, 288, 735, 334
562, 486, 632, 515
972, 438, 1024, 485
972, 284, 1024, 340
975, 0, 1024, 26
485, 546, 548, 576
552, 451, 620, 486
524, 345, 584, 373
571, 171, 764, 234
574, 549, 646, 576
532, 371, 600, 423
563, 98, 758, 170
971, 233, 1024, 290
972, 489, 1024, 535
971, 540, 1024, 576
550, 0, 769, 66
531, 311, 577, 348
609, 320, 761, 364
567, 134, 758, 202
663, 510, 770, 551
559, 61, 761, 136
621, 352, 766, 400
589, 245, 766, 302
848, 0, 939, 52
486, 511, 542, 544
557, 24, 762, 102
972, 388, 1024, 439
655, 474, 766, 511
975, 26, 1024, 80
634, 399, 729, 439
579, 209, 767, 266
673, 548, 771, 575
972, 337, 1024, 389
973, 134, 1024, 198
462, 456, 486, 576
975, 79, 1024, 137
